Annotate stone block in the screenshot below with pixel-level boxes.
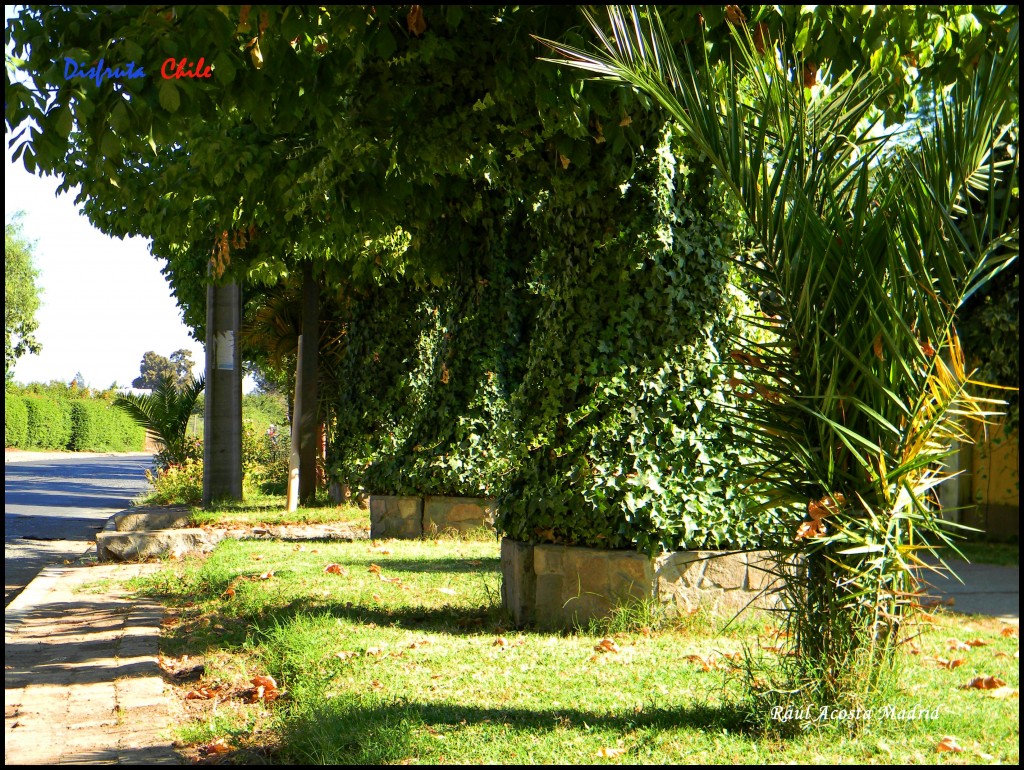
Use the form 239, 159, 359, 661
369, 495, 423, 539
700, 552, 747, 590
719, 588, 759, 614
500, 539, 535, 627
96, 529, 222, 562
609, 551, 655, 602
744, 551, 778, 592
566, 548, 609, 596
423, 496, 497, 534
561, 592, 612, 628
113, 507, 191, 532
533, 545, 564, 575
534, 574, 565, 628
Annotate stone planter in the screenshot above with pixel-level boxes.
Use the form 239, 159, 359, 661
369, 495, 423, 539
369, 495, 496, 539
423, 496, 496, 535
501, 538, 779, 629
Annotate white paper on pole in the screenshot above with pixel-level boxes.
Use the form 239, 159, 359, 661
215, 330, 234, 370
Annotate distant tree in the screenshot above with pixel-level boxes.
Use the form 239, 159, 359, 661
5, 215, 43, 381
132, 352, 175, 390
71, 371, 87, 390
170, 348, 195, 385
132, 350, 194, 390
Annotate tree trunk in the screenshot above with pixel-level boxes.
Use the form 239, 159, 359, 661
297, 263, 319, 506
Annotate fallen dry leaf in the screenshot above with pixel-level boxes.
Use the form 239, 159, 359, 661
369, 547, 393, 555
185, 687, 221, 700
370, 679, 385, 691
380, 575, 403, 584
928, 657, 967, 670
257, 571, 274, 580
985, 686, 1019, 699
252, 554, 264, 561
595, 746, 627, 758
946, 639, 971, 652
334, 651, 358, 660
964, 638, 990, 647
201, 737, 232, 755
468, 560, 482, 566
222, 587, 236, 598
961, 675, 1007, 690
1000, 626, 1018, 639
935, 736, 963, 753
365, 647, 385, 657
760, 643, 796, 656
594, 638, 620, 654
368, 564, 382, 574
372, 593, 383, 602
436, 587, 457, 596
409, 640, 432, 650
252, 675, 277, 689
160, 615, 181, 628
493, 637, 509, 648
684, 653, 732, 672
324, 563, 348, 576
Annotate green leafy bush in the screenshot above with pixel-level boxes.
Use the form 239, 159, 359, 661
496, 130, 763, 555
5, 393, 28, 447
242, 421, 290, 495
23, 395, 72, 449
70, 400, 145, 451
143, 459, 203, 505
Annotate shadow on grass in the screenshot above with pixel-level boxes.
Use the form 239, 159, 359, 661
158, 597, 510, 656
272, 698, 755, 764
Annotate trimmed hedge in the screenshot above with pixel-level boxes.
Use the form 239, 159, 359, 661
5, 394, 29, 448
70, 400, 146, 452
23, 395, 73, 449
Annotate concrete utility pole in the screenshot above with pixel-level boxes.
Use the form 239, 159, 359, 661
203, 280, 243, 505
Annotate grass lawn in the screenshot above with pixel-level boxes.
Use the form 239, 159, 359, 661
128, 532, 1019, 765
188, 495, 370, 529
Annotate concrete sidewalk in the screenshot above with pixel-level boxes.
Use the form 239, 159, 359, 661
923, 559, 1020, 623
4, 561, 182, 765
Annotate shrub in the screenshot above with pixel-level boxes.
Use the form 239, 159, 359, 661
23, 395, 72, 449
5, 394, 29, 448
109, 406, 146, 451
70, 400, 146, 451
143, 458, 203, 505
243, 421, 290, 494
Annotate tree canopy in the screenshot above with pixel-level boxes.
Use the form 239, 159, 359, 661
5, 216, 43, 381
131, 349, 195, 390
7, 5, 1014, 325
5, 5, 1017, 548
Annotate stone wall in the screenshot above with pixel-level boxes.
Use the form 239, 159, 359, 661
369, 495, 495, 539
501, 538, 779, 629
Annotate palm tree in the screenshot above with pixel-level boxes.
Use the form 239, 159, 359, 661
539, 8, 1018, 705
114, 374, 206, 467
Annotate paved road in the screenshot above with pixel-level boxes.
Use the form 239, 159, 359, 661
4, 454, 152, 606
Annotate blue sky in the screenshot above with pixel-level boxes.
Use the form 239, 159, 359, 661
4, 148, 214, 389
5, 5, 255, 392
